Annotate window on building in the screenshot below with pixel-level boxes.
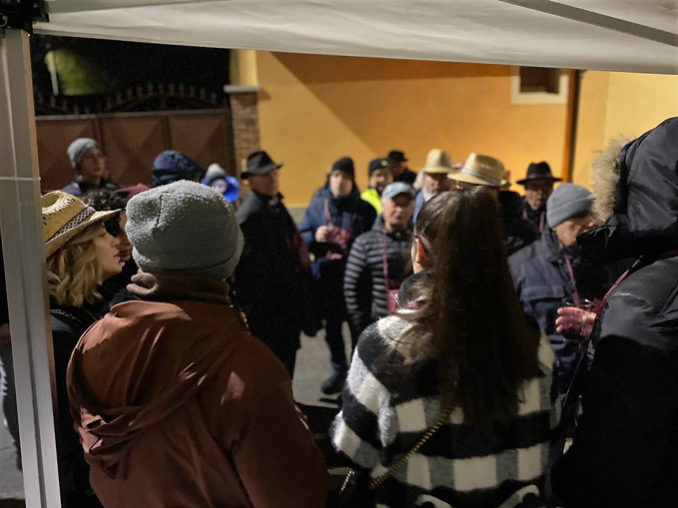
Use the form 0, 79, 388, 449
511, 67, 568, 105
519, 66, 560, 94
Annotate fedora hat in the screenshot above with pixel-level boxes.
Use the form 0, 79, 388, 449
421, 148, 455, 174
449, 153, 505, 187
43, 191, 120, 258
516, 161, 562, 185
388, 150, 408, 163
241, 150, 283, 179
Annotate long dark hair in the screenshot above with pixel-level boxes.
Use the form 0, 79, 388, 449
401, 188, 539, 424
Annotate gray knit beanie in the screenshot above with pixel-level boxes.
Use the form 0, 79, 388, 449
126, 180, 243, 279
205, 163, 227, 185
546, 183, 594, 228
67, 138, 101, 170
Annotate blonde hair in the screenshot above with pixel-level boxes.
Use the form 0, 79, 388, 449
46, 223, 104, 307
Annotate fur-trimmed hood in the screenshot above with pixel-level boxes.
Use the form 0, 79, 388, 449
579, 117, 678, 261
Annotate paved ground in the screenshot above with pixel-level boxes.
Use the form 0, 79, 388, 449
0, 411, 23, 505
0, 326, 351, 506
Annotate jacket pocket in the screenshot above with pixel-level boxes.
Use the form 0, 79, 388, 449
522, 284, 566, 302
521, 285, 567, 335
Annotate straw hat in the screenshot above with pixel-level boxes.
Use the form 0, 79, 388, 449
448, 153, 505, 187
42, 191, 120, 258
421, 148, 455, 174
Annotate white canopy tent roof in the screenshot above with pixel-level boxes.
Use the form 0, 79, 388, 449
37, 0, 678, 73
1, 1, 677, 507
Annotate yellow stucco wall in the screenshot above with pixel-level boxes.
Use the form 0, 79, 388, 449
230, 49, 259, 87
572, 71, 678, 188
254, 52, 678, 204
256, 52, 569, 206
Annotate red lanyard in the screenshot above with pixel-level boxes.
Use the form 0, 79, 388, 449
562, 249, 678, 409
381, 229, 390, 283
323, 198, 356, 227
539, 212, 545, 233
560, 242, 580, 306
590, 249, 678, 333
523, 207, 545, 233
561, 265, 631, 409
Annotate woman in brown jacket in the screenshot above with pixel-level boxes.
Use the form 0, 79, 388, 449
67, 181, 328, 507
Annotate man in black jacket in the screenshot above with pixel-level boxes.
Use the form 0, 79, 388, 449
234, 151, 309, 377
551, 117, 678, 506
299, 157, 376, 394
516, 161, 561, 233
388, 150, 417, 185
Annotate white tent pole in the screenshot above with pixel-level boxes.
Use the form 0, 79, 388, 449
0, 28, 62, 508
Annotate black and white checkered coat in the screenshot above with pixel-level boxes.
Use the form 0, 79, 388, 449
332, 312, 558, 508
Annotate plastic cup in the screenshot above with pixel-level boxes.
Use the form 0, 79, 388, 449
560, 297, 594, 343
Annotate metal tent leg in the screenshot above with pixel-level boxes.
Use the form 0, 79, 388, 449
0, 28, 62, 508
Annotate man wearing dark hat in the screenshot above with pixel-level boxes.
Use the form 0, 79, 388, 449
345, 182, 414, 340
152, 150, 204, 187
517, 161, 562, 233
299, 157, 376, 394
388, 150, 417, 185
361, 157, 393, 214
233, 150, 310, 377
62, 137, 119, 197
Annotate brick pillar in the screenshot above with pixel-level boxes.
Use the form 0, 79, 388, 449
224, 85, 261, 176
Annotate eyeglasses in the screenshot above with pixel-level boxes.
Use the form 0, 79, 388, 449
104, 216, 121, 237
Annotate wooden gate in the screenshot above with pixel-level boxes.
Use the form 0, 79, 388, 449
36, 108, 236, 192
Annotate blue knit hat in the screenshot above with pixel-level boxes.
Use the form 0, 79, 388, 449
152, 150, 204, 187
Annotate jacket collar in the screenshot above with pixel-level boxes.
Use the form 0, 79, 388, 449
127, 271, 231, 306
49, 295, 101, 324
542, 228, 578, 266
252, 190, 284, 205
372, 215, 412, 239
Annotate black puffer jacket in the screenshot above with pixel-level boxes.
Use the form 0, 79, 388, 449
552, 117, 678, 507
343, 216, 412, 337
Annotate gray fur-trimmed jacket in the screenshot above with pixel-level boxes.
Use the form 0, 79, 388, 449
331, 312, 558, 507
